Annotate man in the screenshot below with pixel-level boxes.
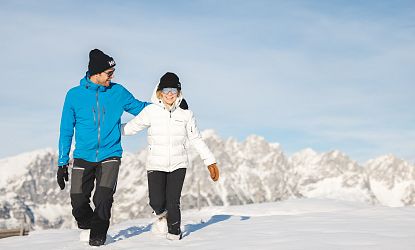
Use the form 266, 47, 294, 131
56, 49, 150, 246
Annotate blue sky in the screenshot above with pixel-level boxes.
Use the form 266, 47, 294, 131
0, 0, 414, 163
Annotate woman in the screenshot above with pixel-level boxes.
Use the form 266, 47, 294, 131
122, 72, 219, 240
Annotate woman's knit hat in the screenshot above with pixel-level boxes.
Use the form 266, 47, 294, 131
157, 72, 181, 90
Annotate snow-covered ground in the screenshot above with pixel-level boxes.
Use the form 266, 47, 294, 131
1, 198, 414, 250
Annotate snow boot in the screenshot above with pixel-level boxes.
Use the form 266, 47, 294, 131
89, 237, 106, 246
166, 232, 183, 240
151, 210, 168, 235
89, 217, 109, 246
79, 229, 91, 242
166, 224, 182, 240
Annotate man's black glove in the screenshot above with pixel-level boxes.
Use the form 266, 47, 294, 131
57, 165, 69, 190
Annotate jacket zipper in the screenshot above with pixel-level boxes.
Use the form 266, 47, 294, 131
92, 107, 96, 125
103, 107, 106, 124
96, 90, 101, 161
169, 110, 172, 169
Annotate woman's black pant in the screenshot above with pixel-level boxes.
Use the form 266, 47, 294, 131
70, 157, 120, 237
147, 168, 186, 235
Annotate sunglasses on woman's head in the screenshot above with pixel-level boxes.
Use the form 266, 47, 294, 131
162, 88, 178, 94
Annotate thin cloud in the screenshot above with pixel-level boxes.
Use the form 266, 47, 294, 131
0, 1, 413, 162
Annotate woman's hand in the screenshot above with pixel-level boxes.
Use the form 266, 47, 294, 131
207, 163, 219, 181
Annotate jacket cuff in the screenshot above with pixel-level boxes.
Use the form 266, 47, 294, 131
204, 157, 216, 167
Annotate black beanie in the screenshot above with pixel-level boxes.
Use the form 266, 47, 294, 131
88, 49, 116, 76
157, 72, 181, 90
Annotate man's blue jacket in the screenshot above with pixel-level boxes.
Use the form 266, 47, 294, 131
58, 75, 149, 166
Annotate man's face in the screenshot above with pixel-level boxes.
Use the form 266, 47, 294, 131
96, 68, 115, 86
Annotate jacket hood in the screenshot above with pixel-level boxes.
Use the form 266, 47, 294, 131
80, 74, 110, 92
150, 85, 183, 111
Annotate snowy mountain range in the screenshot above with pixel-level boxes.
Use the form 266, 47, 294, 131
0, 130, 414, 230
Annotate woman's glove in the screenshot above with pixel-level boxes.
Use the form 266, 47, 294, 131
207, 163, 219, 181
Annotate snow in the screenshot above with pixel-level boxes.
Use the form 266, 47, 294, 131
369, 180, 409, 207
0, 148, 54, 187
300, 177, 372, 203
1, 198, 415, 250
200, 129, 220, 140
33, 204, 72, 224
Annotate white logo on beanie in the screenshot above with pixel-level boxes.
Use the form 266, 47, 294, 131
108, 60, 115, 66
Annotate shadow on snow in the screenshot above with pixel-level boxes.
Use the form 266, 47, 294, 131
182, 214, 250, 238
109, 224, 152, 243
107, 214, 250, 243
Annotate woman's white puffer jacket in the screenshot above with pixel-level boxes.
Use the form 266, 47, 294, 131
121, 87, 216, 172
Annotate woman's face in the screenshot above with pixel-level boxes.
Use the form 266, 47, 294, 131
161, 88, 179, 106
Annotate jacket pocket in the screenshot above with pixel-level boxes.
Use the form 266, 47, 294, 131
99, 158, 121, 190
70, 166, 85, 194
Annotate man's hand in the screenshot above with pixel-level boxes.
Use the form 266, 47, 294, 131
57, 165, 69, 190
207, 163, 219, 182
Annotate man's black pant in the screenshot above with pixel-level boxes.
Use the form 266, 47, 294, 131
147, 168, 186, 235
70, 157, 120, 237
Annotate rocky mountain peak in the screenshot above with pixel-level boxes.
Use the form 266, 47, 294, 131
0, 130, 414, 229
